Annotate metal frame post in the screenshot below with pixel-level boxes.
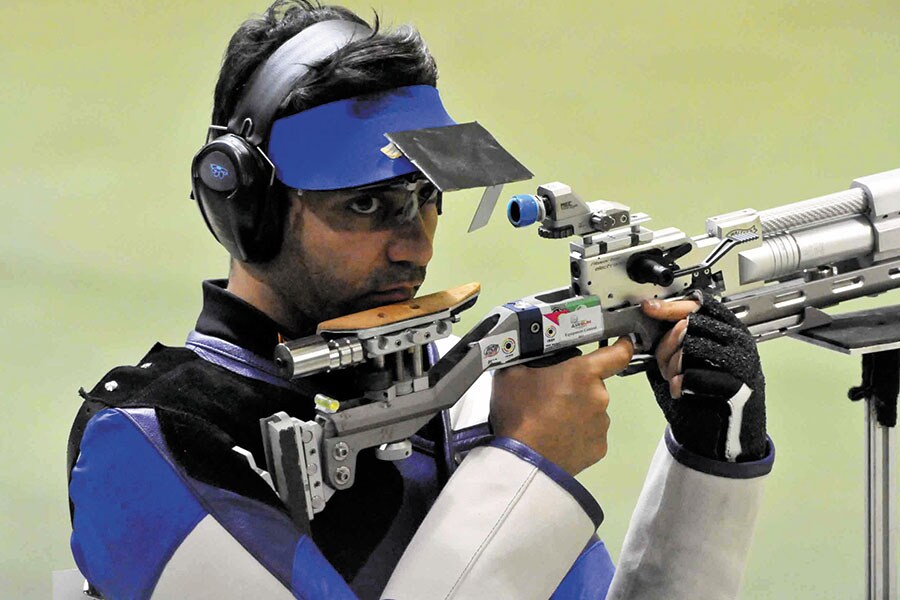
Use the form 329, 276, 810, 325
848, 348, 899, 600
866, 396, 897, 600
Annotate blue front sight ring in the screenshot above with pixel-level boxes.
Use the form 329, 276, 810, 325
507, 194, 544, 227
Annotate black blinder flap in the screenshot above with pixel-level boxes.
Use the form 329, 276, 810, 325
385, 122, 533, 231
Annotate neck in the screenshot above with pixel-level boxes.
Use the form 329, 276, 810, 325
227, 261, 305, 336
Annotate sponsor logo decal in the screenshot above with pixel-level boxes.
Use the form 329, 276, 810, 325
544, 308, 569, 325
568, 313, 592, 330
210, 164, 230, 179
728, 225, 759, 239
543, 296, 600, 325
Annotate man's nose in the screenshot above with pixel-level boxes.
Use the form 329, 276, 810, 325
386, 213, 434, 266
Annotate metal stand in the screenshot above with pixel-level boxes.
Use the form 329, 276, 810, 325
850, 350, 899, 599
866, 397, 897, 599
794, 306, 900, 600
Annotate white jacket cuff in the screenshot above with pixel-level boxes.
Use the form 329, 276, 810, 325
608, 433, 774, 600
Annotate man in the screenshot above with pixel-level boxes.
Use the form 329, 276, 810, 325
66, 2, 773, 598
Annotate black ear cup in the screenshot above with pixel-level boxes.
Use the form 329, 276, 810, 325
191, 20, 373, 262
191, 134, 286, 262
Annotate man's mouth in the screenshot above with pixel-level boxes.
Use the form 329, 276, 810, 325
368, 284, 421, 303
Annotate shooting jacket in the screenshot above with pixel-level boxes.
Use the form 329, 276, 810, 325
67, 280, 774, 600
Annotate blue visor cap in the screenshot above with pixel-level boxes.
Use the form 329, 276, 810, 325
267, 85, 456, 190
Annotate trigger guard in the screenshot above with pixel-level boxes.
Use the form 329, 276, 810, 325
523, 347, 583, 368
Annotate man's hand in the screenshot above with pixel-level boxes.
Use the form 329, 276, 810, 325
490, 337, 634, 476
643, 294, 767, 462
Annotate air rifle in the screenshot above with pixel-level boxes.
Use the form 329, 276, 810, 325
255, 168, 900, 526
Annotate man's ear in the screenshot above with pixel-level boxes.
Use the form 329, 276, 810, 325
285, 189, 306, 231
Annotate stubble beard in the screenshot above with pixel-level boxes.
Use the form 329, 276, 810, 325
270, 239, 427, 336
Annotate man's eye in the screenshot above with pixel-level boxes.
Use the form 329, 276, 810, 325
420, 187, 440, 207
347, 196, 382, 215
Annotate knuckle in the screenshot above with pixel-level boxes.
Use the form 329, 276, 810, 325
585, 383, 607, 405
571, 364, 594, 387
597, 389, 610, 411
595, 438, 608, 460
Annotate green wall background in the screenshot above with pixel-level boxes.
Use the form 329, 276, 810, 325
2, 1, 899, 597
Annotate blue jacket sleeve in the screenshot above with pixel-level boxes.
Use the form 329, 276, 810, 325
550, 536, 616, 600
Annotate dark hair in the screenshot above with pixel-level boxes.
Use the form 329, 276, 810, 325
211, 0, 439, 130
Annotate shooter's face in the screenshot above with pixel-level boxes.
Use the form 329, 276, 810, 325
266, 177, 440, 332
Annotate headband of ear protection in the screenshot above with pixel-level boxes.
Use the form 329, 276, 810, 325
191, 19, 373, 263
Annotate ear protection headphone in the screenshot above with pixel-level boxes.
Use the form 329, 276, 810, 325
191, 19, 372, 263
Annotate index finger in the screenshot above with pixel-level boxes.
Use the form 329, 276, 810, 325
582, 336, 635, 379
641, 298, 701, 322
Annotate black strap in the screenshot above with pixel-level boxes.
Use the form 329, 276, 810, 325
226, 19, 372, 146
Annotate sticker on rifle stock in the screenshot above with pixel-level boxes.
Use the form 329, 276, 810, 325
543, 301, 604, 353
479, 332, 520, 368
543, 296, 601, 325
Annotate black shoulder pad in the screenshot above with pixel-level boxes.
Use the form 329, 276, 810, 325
79, 343, 199, 406
67, 344, 200, 522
